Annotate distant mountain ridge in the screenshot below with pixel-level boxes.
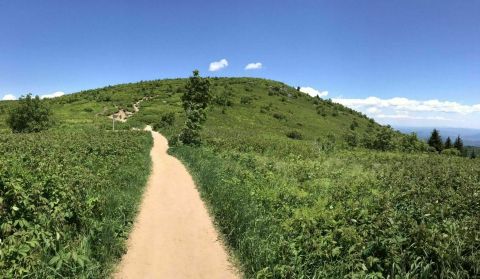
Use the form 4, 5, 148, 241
396, 126, 480, 147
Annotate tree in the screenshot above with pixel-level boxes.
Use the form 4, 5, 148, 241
344, 130, 359, 147
444, 137, 453, 149
400, 132, 420, 152
153, 112, 175, 130
453, 136, 464, 153
179, 70, 211, 145
350, 119, 359, 131
427, 129, 443, 152
7, 94, 53, 133
470, 149, 477, 159
373, 127, 395, 151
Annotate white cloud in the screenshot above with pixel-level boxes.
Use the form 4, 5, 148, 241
332, 96, 480, 114
367, 107, 381, 114
376, 114, 452, 121
331, 96, 480, 128
209, 59, 228, 72
2, 94, 16, 101
245, 62, 262, 70
41, 91, 65, 99
300, 87, 328, 98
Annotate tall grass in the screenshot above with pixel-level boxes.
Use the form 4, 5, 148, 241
172, 146, 480, 278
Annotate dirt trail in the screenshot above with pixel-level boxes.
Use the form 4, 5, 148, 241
109, 97, 150, 122
115, 126, 239, 279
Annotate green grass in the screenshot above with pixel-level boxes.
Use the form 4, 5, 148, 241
170, 145, 480, 278
1, 77, 478, 278
0, 130, 152, 278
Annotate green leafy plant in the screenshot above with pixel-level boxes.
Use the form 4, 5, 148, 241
179, 70, 211, 145
6, 94, 53, 133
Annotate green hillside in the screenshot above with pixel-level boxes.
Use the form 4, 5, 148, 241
1, 77, 479, 278
2, 78, 387, 142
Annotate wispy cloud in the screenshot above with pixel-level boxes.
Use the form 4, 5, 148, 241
300, 87, 328, 98
41, 91, 65, 99
245, 62, 262, 70
367, 107, 381, 114
376, 114, 452, 121
332, 96, 480, 114
209, 58, 228, 72
332, 96, 480, 128
1, 94, 16, 101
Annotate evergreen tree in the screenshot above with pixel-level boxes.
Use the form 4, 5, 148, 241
444, 137, 453, 149
179, 70, 211, 145
470, 149, 477, 159
427, 129, 443, 152
453, 136, 464, 152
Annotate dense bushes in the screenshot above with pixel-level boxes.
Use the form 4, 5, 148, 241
153, 112, 175, 129
7, 94, 53, 133
173, 146, 480, 278
0, 130, 152, 277
344, 126, 427, 152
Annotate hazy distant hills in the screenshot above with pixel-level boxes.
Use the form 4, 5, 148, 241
396, 126, 480, 147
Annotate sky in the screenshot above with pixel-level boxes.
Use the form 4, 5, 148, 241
1, 0, 479, 128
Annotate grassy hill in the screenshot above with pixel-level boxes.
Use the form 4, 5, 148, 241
1, 77, 479, 278
1, 77, 387, 142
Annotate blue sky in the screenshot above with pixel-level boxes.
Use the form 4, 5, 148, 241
1, 0, 479, 128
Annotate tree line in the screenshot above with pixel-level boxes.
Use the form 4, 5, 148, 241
427, 128, 476, 158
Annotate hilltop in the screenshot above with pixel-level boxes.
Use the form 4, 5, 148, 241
1, 77, 420, 152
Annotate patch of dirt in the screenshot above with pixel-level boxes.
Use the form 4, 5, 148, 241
109, 97, 151, 123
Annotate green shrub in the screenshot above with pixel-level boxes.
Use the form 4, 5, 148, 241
442, 148, 461, 156
7, 94, 53, 133
0, 130, 152, 277
344, 130, 359, 147
286, 130, 303, 140
154, 112, 175, 129
213, 90, 233, 107
273, 112, 287, 121
240, 96, 253, 105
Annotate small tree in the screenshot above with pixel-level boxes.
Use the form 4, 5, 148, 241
454, 136, 464, 153
344, 130, 359, 147
7, 94, 53, 133
470, 149, 477, 159
428, 129, 443, 152
444, 137, 453, 149
153, 112, 175, 130
179, 70, 211, 145
373, 127, 395, 151
350, 119, 359, 131
400, 132, 420, 152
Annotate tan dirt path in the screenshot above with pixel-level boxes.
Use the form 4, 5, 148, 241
114, 126, 239, 279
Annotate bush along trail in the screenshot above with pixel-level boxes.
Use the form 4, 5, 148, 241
114, 126, 238, 279
0, 130, 152, 278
